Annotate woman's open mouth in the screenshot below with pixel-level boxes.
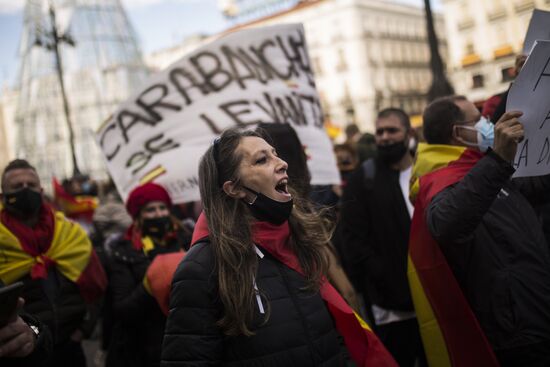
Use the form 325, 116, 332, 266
274, 178, 292, 199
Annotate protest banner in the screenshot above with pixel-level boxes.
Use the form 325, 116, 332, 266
96, 24, 340, 203
507, 40, 550, 177
523, 9, 550, 55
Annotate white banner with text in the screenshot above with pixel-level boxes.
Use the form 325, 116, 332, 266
96, 24, 339, 203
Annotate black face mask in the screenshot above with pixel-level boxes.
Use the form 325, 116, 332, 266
141, 216, 172, 238
3, 188, 43, 217
243, 187, 293, 225
377, 140, 409, 164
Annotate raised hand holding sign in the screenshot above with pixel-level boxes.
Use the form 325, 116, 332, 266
507, 40, 550, 177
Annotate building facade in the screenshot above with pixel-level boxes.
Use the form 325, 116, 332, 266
140, 0, 446, 134
221, 0, 447, 133
219, 0, 301, 22
145, 34, 210, 73
442, 0, 550, 104
0, 85, 18, 170
14, 0, 149, 184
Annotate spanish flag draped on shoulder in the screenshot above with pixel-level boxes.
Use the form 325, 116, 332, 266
191, 213, 398, 367
0, 204, 106, 302
408, 143, 499, 366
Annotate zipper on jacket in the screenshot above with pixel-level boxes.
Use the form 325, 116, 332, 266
275, 261, 316, 364
253, 245, 265, 314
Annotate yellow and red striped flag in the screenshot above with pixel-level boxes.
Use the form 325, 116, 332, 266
408, 146, 498, 367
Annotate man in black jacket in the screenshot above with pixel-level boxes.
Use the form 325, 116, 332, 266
338, 108, 425, 367
0, 159, 106, 367
420, 96, 550, 365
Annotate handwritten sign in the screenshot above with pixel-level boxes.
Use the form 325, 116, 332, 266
507, 40, 550, 177
96, 24, 339, 203
523, 9, 550, 55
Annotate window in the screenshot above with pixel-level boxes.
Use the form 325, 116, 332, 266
472, 74, 485, 88
312, 57, 323, 77
491, 22, 508, 47
336, 49, 347, 72
501, 67, 515, 82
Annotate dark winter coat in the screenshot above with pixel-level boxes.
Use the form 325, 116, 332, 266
106, 237, 183, 367
337, 159, 413, 311
161, 241, 349, 367
18, 269, 88, 346
426, 151, 550, 357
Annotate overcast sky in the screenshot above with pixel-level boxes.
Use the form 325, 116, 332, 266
0, 0, 440, 88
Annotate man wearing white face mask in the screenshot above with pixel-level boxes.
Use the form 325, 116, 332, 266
408, 95, 550, 366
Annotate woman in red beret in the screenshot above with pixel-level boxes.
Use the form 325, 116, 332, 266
106, 182, 190, 367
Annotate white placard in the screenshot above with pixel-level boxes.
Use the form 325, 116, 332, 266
96, 24, 339, 203
507, 40, 550, 177
523, 9, 550, 55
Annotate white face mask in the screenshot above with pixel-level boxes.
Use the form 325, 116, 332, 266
455, 116, 495, 152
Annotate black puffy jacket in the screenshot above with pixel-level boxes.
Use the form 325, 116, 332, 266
161, 241, 349, 367
427, 151, 550, 357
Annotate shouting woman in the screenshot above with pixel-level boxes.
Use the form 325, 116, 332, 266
161, 128, 395, 367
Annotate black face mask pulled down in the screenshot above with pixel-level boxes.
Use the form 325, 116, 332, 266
243, 187, 293, 225
141, 216, 172, 238
377, 140, 409, 165
3, 188, 43, 217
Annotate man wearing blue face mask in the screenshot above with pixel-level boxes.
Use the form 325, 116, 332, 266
408, 96, 550, 366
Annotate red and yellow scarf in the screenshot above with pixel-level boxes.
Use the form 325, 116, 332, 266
408, 147, 498, 366
0, 204, 106, 302
123, 223, 185, 312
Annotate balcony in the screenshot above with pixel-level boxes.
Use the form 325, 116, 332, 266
461, 53, 481, 67
514, 0, 535, 13
493, 45, 514, 59
488, 8, 506, 21
458, 17, 475, 31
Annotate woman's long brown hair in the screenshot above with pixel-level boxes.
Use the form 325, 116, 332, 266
198, 127, 332, 336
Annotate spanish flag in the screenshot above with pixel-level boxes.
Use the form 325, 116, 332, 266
0, 205, 107, 303
408, 145, 498, 366
191, 213, 398, 367
409, 143, 467, 203
143, 251, 186, 315
52, 178, 98, 222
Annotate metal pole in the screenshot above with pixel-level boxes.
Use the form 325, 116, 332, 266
424, 0, 454, 101
48, 1, 80, 175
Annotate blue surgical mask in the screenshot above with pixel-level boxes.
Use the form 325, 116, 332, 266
456, 116, 494, 152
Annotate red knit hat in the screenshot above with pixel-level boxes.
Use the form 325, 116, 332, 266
126, 182, 172, 218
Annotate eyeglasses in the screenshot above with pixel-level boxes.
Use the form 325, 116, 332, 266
375, 127, 401, 136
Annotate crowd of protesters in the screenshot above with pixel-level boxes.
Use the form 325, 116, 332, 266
2, 51, 550, 367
